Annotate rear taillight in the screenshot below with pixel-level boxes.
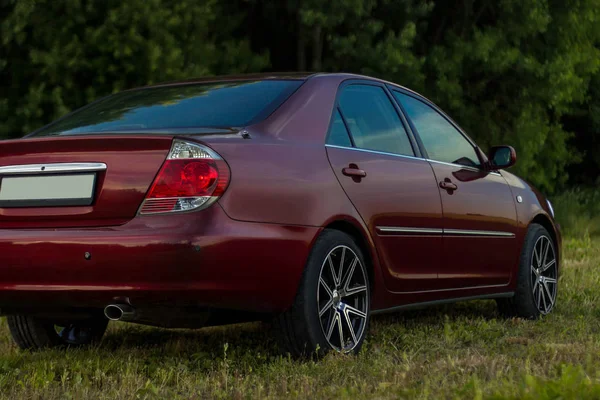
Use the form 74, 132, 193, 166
139, 140, 230, 215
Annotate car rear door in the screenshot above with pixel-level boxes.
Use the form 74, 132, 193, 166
326, 81, 444, 292
392, 89, 518, 289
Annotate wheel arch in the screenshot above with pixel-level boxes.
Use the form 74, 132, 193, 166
530, 213, 560, 265
323, 219, 377, 293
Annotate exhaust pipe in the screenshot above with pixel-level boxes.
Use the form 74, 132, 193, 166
104, 304, 136, 322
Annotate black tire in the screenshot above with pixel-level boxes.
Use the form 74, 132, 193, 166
497, 223, 558, 319
7, 315, 108, 350
274, 229, 371, 357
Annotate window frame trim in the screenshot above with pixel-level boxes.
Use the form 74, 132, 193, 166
325, 143, 427, 164
325, 79, 424, 159
325, 107, 355, 148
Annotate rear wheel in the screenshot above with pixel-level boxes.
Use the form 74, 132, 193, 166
497, 223, 558, 318
274, 229, 371, 357
7, 315, 108, 350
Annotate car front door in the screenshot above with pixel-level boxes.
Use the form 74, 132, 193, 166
326, 82, 444, 292
393, 90, 518, 289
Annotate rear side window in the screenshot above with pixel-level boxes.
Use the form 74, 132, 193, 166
327, 109, 353, 147
32, 80, 304, 136
338, 85, 414, 156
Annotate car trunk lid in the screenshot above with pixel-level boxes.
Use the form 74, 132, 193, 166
0, 135, 174, 228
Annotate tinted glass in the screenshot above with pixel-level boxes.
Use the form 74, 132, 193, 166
327, 109, 352, 147
33, 80, 304, 136
338, 85, 414, 156
394, 92, 480, 167
492, 146, 512, 167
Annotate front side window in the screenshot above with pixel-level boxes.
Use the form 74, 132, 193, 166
338, 85, 414, 156
393, 92, 481, 167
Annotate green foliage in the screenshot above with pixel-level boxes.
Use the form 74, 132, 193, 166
552, 187, 600, 238
428, 0, 600, 193
564, 71, 600, 186
325, 0, 432, 92
314, 0, 600, 193
0, 0, 268, 139
1, 0, 600, 192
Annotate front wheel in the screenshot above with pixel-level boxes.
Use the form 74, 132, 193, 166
7, 314, 108, 350
274, 229, 371, 357
497, 223, 558, 318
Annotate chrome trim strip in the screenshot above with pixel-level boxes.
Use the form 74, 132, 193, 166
376, 226, 515, 238
325, 144, 424, 163
377, 226, 443, 235
444, 229, 515, 237
324, 144, 501, 176
426, 158, 501, 176
137, 196, 219, 216
425, 158, 481, 172
0, 163, 107, 175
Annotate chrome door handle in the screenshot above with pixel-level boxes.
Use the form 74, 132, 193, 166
439, 179, 457, 191
342, 167, 367, 178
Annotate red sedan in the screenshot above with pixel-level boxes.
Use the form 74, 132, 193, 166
0, 73, 559, 355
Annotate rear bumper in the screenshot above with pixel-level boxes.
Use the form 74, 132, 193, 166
0, 205, 319, 313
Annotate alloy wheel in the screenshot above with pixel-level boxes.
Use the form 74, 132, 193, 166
317, 245, 369, 353
530, 235, 557, 314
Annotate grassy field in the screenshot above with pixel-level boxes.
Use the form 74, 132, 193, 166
0, 235, 596, 399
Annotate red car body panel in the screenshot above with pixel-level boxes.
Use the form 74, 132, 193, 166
212, 138, 359, 227
427, 162, 518, 289
0, 73, 561, 319
0, 204, 319, 313
326, 146, 444, 293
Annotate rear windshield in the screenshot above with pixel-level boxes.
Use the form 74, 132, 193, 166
32, 80, 304, 136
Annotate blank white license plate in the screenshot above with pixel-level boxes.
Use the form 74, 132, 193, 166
0, 173, 96, 207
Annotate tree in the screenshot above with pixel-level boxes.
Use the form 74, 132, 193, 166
313, 0, 600, 192
564, 71, 600, 186
418, 0, 600, 192
2, 0, 599, 192
0, 0, 268, 138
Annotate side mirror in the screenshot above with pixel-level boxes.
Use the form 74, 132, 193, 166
488, 145, 516, 170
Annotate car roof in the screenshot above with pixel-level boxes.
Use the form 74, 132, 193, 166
138, 72, 316, 90
135, 72, 412, 92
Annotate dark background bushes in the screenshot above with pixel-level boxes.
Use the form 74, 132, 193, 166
1, 0, 599, 194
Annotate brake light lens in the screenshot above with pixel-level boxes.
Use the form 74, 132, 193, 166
139, 140, 230, 215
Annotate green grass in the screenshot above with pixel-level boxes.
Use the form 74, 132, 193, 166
0, 238, 599, 399
552, 188, 600, 238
